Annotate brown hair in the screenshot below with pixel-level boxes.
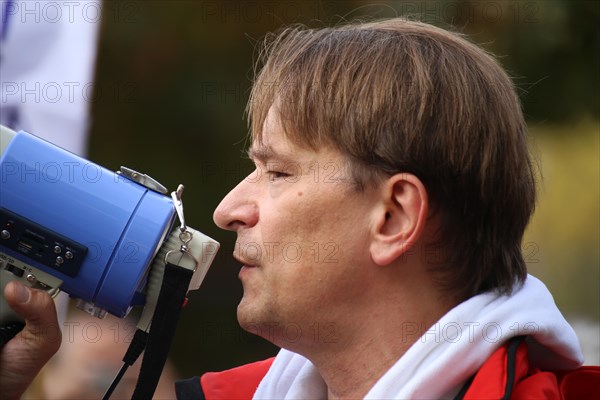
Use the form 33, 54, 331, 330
247, 18, 536, 301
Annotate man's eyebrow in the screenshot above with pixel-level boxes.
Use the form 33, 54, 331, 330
247, 144, 297, 166
247, 146, 286, 163
246, 146, 270, 162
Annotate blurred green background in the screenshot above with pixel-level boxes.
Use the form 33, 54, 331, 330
87, 0, 599, 375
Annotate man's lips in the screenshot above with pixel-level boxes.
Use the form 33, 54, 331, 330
233, 254, 258, 268
234, 254, 258, 279
238, 263, 257, 278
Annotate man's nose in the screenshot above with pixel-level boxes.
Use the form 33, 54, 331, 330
213, 176, 259, 231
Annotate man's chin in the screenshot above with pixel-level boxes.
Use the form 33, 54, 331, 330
236, 302, 280, 343
236, 301, 259, 333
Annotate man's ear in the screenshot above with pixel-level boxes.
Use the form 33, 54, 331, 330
369, 173, 428, 266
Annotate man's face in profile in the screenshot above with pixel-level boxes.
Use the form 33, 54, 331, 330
213, 106, 378, 348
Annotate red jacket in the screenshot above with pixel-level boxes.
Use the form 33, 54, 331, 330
175, 338, 600, 399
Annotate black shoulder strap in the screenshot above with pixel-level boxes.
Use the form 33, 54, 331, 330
131, 262, 193, 399
453, 375, 475, 400
501, 336, 526, 400
175, 376, 205, 400
453, 336, 526, 400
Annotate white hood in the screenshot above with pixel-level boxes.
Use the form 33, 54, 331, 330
253, 274, 584, 399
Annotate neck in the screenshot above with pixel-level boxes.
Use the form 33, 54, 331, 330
299, 272, 455, 399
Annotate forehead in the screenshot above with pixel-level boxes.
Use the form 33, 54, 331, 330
249, 106, 308, 160
248, 105, 349, 172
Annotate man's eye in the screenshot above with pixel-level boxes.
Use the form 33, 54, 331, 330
267, 171, 289, 180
